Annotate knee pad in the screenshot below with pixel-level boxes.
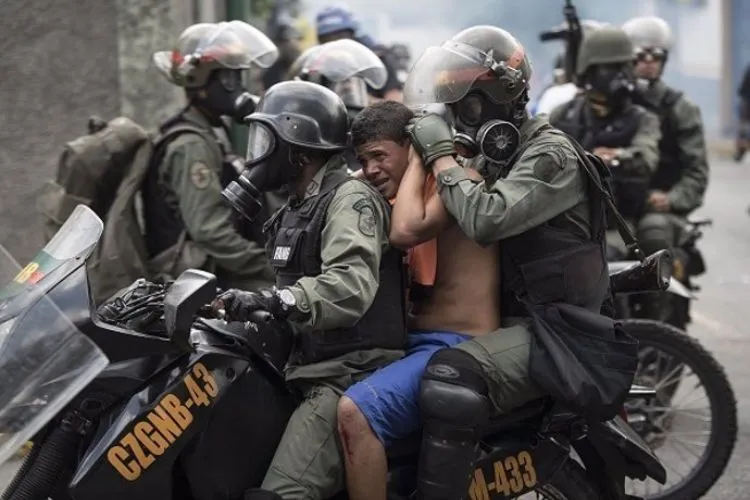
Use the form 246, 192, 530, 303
419, 348, 491, 428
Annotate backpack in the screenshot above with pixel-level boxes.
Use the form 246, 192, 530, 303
37, 114, 213, 304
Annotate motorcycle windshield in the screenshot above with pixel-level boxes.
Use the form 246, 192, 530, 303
0, 205, 109, 465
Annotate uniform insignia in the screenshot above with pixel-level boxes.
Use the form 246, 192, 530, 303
190, 161, 213, 190
353, 198, 377, 238
273, 245, 292, 262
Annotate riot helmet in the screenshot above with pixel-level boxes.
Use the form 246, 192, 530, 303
404, 26, 532, 164
289, 39, 387, 120
576, 27, 636, 109
222, 81, 349, 221
622, 16, 672, 81
153, 21, 279, 123
548, 19, 609, 84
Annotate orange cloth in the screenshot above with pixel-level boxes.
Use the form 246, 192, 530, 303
389, 174, 438, 286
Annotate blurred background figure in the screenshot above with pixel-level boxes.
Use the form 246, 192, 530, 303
315, 4, 403, 102
261, 11, 304, 90
387, 42, 411, 87
533, 19, 610, 115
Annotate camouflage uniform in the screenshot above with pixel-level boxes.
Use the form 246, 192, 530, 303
260, 156, 403, 499
147, 21, 280, 290
633, 79, 709, 254
147, 107, 274, 290
622, 16, 710, 255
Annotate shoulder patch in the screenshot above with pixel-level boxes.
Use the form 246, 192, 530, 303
189, 161, 213, 190
353, 197, 378, 238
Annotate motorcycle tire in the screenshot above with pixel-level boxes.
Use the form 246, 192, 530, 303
621, 319, 737, 500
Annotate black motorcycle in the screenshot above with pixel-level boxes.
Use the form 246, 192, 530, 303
607, 229, 737, 500
0, 205, 668, 500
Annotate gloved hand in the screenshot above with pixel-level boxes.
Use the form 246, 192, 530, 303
406, 113, 457, 168
213, 288, 280, 322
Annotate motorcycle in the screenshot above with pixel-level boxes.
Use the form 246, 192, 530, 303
607, 234, 737, 500
0, 205, 669, 500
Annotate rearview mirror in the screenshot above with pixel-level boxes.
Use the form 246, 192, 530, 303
164, 269, 218, 351
609, 249, 673, 295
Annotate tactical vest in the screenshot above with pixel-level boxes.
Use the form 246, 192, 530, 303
264, 167, 407, 365
552, 97, 649, 221
632, 87, 683, 192
142, 112, 265, 257
500, 124, 609, 318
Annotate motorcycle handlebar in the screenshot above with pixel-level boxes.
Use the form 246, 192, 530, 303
196, 304, 274, 325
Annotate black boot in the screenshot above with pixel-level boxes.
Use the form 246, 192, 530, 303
244, 489, 283, 500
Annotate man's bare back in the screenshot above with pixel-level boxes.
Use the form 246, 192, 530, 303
411, 204, 500, 336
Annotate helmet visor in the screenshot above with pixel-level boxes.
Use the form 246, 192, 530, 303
403, 40, 527, 106
246, 122, 276, 162
302, 39, 387, 89
332, 77, 369, 110
194, 21, 279, 69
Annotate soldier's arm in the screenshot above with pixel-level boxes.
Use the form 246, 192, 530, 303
390, 150, 452, 249
432, 140, 584, 246
668, 99, 709, 213
286, 181, 390, 333
164, 137, 272, 280
617, 110, 661, 174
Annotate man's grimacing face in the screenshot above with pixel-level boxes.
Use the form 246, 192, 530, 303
356, 139, 410, 200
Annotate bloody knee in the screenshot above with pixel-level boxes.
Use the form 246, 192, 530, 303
337, 396, 376, 457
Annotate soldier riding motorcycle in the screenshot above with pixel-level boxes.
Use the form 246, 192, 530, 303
622, 16, 710, 331
549, 26, 662, 316
0, 205, 669, 500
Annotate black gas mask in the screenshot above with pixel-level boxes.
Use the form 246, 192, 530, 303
198, 69, 258, 124
222, 121, 301, 222
450, 92, 523, 164
585, 63, 636, 105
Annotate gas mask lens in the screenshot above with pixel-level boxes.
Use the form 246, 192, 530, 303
332, 77, 369, 110
246, 122, 276, 162
455, 94, 483, 126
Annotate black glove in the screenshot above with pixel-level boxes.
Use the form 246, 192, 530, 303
213, 288, 296, 322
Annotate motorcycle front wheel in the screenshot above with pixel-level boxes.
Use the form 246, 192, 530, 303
621, 319, 737, 500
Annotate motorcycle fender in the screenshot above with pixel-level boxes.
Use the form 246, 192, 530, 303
68, 351, 250, 500
588, 416, 667, 485
469, 434, 569, 499
666, 277, 693, 299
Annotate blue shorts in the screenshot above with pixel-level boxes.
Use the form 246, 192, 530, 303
344, 331, 471, 447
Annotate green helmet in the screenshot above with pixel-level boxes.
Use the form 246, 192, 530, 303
153, 21, 279, 88
622, 16, 673, 53
576, 27, 634, 77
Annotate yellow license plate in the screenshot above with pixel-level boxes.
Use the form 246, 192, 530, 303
469, 450, 539, 500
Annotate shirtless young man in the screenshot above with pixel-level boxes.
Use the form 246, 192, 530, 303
337, 101, 500, 500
